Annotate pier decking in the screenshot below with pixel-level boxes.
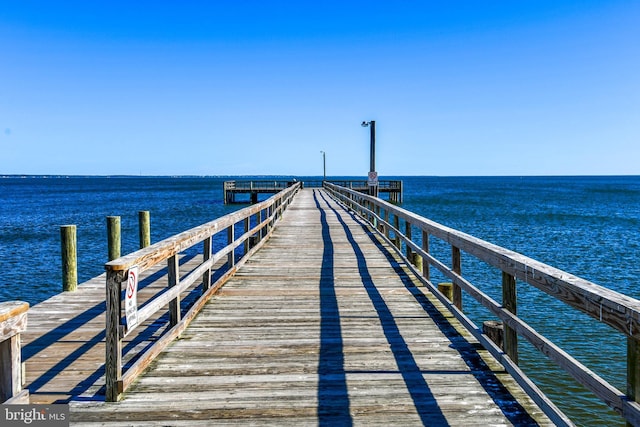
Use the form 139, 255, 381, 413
16, 188, 551, 425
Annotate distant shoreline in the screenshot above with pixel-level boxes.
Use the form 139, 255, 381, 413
2, 174, 639, 180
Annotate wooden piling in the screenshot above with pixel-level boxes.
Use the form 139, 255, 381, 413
107, 216, 121, 261
483, 320, 504, 350
438, 282, 454, 301
412, 252, 423, 271
139, 211, 151, 249
60, 225, 77, 292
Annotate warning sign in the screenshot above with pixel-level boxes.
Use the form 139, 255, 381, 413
368, 171, 379, 186
125, 266, 139, 329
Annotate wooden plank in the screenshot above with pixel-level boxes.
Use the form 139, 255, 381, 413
69, 188, 552, 426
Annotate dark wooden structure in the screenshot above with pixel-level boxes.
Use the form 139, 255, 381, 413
223, 179, 403, 204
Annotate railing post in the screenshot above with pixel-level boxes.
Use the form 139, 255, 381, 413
105, 269, 125, 402
502, 271, 518, 364
139, 210, 151, 249
405, 221, 412, 261
422, 231, 430, 281
451, 246, 463, 310
628, 337, 640, 426
60, 224, 78, 292
244, 217, 250, 254
0, 301, 29, 404
203, 237, 212, 293
107, 216, 121, 261
384, 209, 390, 239
393, 215, 401, 249
259, 210, 265, 239
168, 255, 180, 327
227, 224, 235, 268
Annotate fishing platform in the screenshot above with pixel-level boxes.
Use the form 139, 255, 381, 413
3, 182, 640, 426
223, 179, 403, 204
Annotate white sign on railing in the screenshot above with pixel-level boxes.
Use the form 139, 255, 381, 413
125, 266, 139, 329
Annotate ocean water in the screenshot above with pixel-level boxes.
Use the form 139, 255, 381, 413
1, 175, 639, 425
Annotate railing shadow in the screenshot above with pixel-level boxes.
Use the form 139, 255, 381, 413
321, 191, 540, 426
313, 190, 352, 426
318, 191, 449, 426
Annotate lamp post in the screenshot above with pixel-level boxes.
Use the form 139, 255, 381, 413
320, 151, 326, 182
361, 120, 378, 197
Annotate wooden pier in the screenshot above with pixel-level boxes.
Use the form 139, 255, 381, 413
4, 183, 640, 425
223, 179, 403, 204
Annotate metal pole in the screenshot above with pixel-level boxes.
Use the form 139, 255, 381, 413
369, 120, 376, 173
369, 121, 378, 197
321, 151, 326, 181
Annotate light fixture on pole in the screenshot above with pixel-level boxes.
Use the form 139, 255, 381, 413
361, 120, 378, 197
320, 151, 326, 182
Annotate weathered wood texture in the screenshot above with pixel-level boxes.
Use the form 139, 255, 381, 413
69, 189, 551, 426
19, 256, 220, 404
1, 301, 29, 403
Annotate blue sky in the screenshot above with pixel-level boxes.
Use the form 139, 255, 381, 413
1, 1, 638, 176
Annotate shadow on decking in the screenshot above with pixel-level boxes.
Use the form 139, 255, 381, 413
315, 190, 353, 426
317, 190, 539, 427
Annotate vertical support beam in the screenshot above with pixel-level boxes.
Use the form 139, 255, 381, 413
138, 211, 151, 249
107, 216, 121, 261
139, 211, 151, 249
202, 237, 212, 293
393, 215, 401, 249
451, 246, 463, 310
422, 231, 430, 281
384, 209, 390, 239
405, 221, 412, 261
0, 301, 29, 404
438, 283, 454, 301
60, 225, 77, 292
167, 255, 180, 327
244, 217, 250, 254
105, 269, 124, 402
628, 337, 640, 426
502, 271, 518, 364
368, 120, 378, 198
227, 224, 235, 268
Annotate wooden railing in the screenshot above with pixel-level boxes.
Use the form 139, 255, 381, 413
324, 182, 640, 426
0, 301, 29, 404
104, 182, 301, 401
224, 180, 297, 191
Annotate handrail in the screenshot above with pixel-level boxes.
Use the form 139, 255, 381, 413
0, 301, 30, 404
324, 181, 640, 426
105, 182, 301, 401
